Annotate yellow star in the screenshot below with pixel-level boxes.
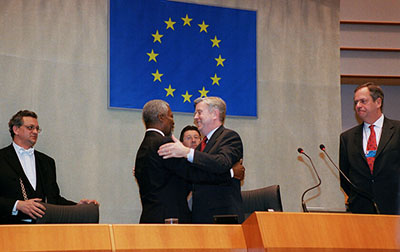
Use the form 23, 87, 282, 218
181, 14, 192, 26
147, 49, 159, 62
198, 21, 209, 33
210, 74, 221, 86
152, 69, 163, 82
165, 84, 176, 97
215, 54, 226, 67
210, 36, 221, 48
198, 86, 209, 98
152, 30, 163, 43
181, 91, 193, 103
165, 18, 176, 30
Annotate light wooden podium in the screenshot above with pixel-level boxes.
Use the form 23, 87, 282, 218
242, 212, 400, 252
0, 212, 399, 251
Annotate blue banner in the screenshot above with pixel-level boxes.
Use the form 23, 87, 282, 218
110, 0, 257, 117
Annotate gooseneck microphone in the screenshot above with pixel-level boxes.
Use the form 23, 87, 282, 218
298, 148, 322, 213
319, 144, 380, 214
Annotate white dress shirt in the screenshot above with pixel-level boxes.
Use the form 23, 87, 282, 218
362, 114, 384, 154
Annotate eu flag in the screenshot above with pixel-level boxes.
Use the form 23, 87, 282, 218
110, 0, 257, 117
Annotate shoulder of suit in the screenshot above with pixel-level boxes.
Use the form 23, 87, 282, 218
34, 149, 54, 161
384, 117, 400, 127
341, 123, 363, 137
220, 127, 240, 136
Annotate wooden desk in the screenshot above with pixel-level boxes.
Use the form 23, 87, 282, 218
0, 224, 111, 252
1, 213, 399, 251
242, 212, 400, 252
112, 224, 247, 252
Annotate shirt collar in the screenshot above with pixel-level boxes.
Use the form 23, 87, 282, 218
205, 126, 220, 141
364, 114, 384, 130
13, 142, 34, 156
146, 128, 165, 136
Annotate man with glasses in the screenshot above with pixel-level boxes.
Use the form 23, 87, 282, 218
0, 110, 98, 224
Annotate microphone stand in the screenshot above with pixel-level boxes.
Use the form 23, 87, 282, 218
298, 148, 322, 213
319, 144, 380, 214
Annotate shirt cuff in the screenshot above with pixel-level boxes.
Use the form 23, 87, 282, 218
187, 148, 194, 163
12, 201, 19, 215
230, 169, 234, 178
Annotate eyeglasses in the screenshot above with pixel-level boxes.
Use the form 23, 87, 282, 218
184, 135, 200, 141
22, 125, 42, 133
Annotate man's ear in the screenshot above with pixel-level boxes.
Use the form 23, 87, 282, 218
376, 97, 382, 109
212, 109, 220, 121
12, 125, 20, 136
158, 113, 165, 123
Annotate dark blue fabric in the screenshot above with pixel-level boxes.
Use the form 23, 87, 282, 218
110, 0, 257, 117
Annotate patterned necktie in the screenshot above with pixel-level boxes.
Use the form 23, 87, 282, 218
366, 125, 377, 173
200, 137, 208, 152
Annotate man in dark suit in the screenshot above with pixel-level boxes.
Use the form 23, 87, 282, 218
135, 100, 239, 223
0, 110, 98, 224
340, 83, 400, 214
158, 97, 244, 223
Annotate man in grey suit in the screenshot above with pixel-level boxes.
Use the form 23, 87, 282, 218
340, 83, 400, 214
158, 97, 244, 223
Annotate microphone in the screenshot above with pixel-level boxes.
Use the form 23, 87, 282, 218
297, 148, 322, 213
319, 144, 380, 214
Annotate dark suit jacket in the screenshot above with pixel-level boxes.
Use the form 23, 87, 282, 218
191, 125, 244, 223
0, 144, 76, 224
339, 117, 400, 214
135, 131, 231, 224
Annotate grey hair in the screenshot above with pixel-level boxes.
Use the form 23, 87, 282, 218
9, 110, 38, 139
142, 100, 169, 128
194, 97, 226, 124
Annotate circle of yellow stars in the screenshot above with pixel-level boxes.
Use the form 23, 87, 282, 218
146, 14, 226, 103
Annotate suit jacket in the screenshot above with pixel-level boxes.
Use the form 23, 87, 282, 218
339, 117, 400, 214
135, 131, 231, 224
0, 144, 76, 224
191, 125, 244, 223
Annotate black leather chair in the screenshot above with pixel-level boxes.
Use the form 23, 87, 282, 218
36, 203, 99, 224
241, 184, 283, 220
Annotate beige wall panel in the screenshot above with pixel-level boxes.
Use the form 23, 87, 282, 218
341, 24, 400, 49
0, 0, 341, 223
340, 0, 400, 22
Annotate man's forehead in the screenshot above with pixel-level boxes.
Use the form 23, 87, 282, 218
185, 130, 199, 136
22, 116, 38, 124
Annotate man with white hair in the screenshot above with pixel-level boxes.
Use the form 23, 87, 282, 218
158, 97, 244, 223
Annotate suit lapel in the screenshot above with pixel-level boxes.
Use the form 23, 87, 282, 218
376, 117, 394, 159
4, 144, 27, 179
202, 126, 224, 153
4, 144, 37, 193
353, 124, 366, 162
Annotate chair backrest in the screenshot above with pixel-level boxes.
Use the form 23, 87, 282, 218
36, 203, 99, 224
241, 184, 283, 220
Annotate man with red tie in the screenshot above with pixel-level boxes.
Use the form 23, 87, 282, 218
158, 97, 244, 223
339, 83, 400, 214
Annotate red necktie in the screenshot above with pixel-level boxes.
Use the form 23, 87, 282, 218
366, 125, 377, 173
200, 137, 208, 152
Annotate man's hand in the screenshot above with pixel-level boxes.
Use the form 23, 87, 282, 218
232, 159, 245, 180
158, 135, 190, 159
132, 166, 135, 177
78, 199, 99, 205
16, 198, 46, 219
